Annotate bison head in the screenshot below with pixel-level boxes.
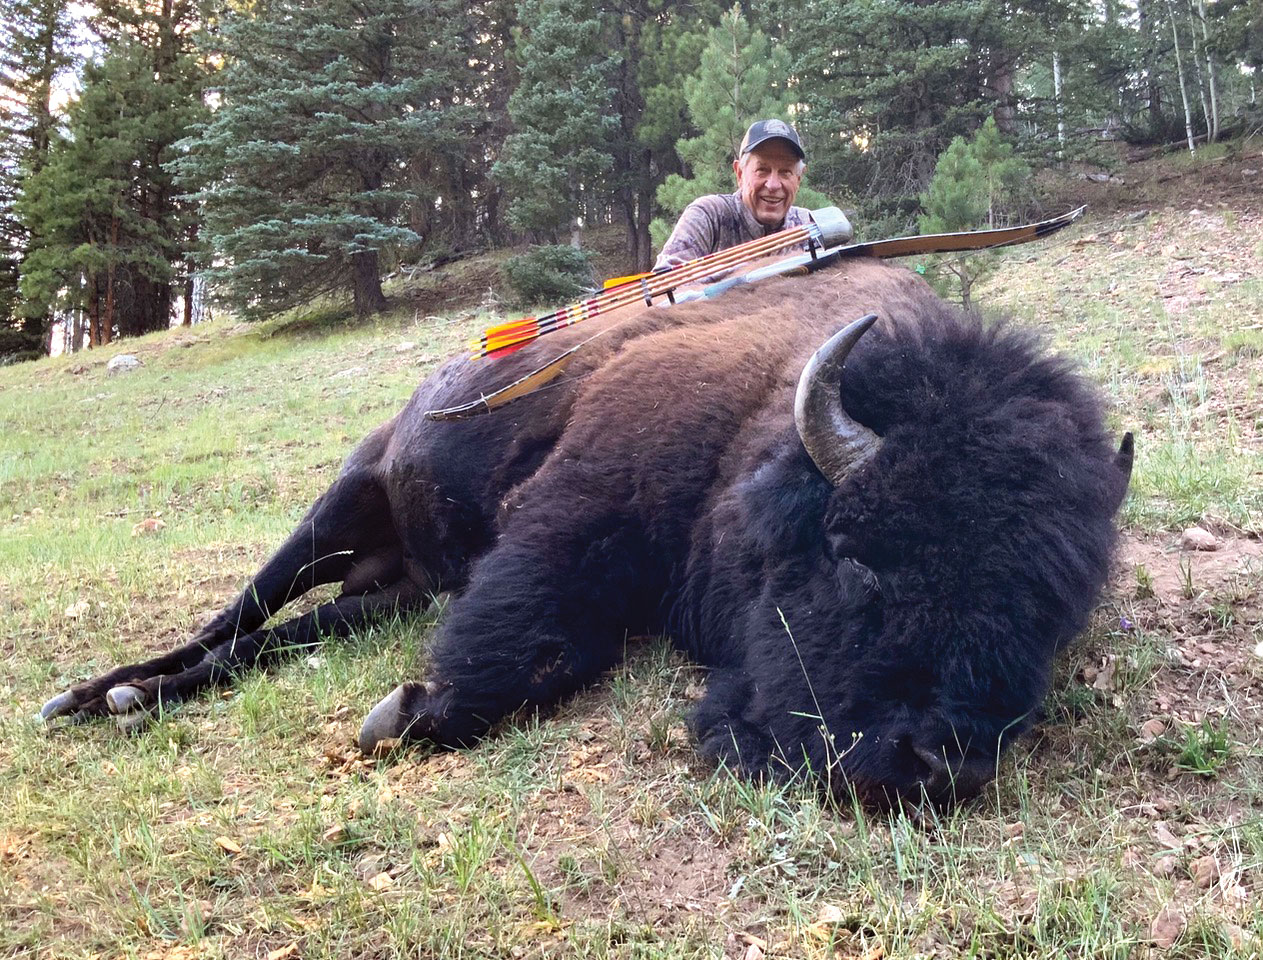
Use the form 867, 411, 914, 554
689, 310, 1134, 809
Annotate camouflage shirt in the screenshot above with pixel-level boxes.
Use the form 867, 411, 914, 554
653, 192, 813, 278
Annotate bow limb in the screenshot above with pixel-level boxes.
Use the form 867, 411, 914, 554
838, 205, 1086, 260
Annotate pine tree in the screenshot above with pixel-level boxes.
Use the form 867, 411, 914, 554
781, 0, 1070, 231
650, 4, 827, 250
0, 0, 74, 359
176, 0, 475, 319
18, 37, 206, 345
491, 0, 620, 245
919, 118, 1031, 309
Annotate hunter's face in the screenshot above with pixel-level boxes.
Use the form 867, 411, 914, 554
734, 141, 804, 226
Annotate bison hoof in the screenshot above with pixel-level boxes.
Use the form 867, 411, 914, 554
359, 681, 462, 754
359, 684, 413, 754
105, 685, 145, 714
104, 685, 155, 734
39, 691, 77, 722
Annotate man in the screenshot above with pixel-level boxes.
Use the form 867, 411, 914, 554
654, 119, 813, 273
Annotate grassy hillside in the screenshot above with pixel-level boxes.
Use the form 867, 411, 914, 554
2, 145, 1262, 959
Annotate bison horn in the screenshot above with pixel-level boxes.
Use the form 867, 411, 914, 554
1109, 431, 1135, 511
795, 313, 882, 486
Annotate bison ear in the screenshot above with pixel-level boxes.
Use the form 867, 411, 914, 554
795, 313, 883, 487
1109, 431, 1134, 512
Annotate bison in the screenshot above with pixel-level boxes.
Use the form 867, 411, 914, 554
40, 257, 1133, 808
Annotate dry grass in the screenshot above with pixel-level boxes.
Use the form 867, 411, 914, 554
2, 145, 1262, 959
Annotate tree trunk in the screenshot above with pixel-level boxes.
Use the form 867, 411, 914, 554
621, 189, 639, 273
103, 265, 116, 345
1165, 0, 1197, 154
1196, 0, 1219, 141
991, 55, 1017, 136
103, 217, 118, 343
1138, 0, 1166, 136
352, 250, 387, 316
1185, 0, 1211, 139
636, 148, 653, 274
1053, 52, 1065, 154
87, 274, 101, 348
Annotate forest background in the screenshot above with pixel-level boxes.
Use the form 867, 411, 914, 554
1, 0, 1260, 362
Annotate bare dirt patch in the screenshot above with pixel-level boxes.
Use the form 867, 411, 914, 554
1120, 531, 1263, 606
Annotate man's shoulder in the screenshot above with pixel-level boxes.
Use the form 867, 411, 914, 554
681, 192, 742, 217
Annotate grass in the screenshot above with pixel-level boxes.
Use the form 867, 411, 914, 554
1170, 717, 1234, 778
3, 157, 1263, 958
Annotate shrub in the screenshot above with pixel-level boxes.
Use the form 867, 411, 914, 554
501, 245, 594, 307
919, 118, 1032, 310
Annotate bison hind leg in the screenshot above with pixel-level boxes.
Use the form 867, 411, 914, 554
41, 450, 428, 730
49, 580, 430, 733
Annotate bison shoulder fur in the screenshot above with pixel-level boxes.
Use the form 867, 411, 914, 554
41, 259, 1133, 809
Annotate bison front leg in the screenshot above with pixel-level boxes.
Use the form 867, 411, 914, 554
42, 458, 418, 730
360, 505, 657, 752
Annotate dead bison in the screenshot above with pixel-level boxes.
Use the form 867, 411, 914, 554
42, 258, 1132, 807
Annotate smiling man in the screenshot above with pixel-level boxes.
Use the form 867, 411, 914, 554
654, 119, 812, 273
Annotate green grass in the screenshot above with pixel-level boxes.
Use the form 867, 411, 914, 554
3, 184, 1263, 958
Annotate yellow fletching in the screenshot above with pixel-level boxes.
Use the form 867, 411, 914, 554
603, 272, 651, 289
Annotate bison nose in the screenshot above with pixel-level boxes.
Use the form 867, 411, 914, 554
912, 743, 997, 805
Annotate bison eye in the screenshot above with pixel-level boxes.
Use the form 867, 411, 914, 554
837, 557, 880, 602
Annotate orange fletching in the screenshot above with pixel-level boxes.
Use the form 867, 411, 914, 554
480, 317, 538, 342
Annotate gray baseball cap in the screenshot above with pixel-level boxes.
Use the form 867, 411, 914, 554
739, 119, 805, 160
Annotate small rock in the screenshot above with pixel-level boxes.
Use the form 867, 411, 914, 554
1150, 903, 1186, 948
394, 341, 417, 353
1189, 855, 1219, 888
1140, 718, 1166, 743
1091, 655, 1117, 692
1180, 526, 1218, 551
1153, 854, 1179, 877
815, 904, 844, 925
1153, 821, 1182, 850
106, 354, 142, 375
1223, 922, 1259, 951
331, 366, 364, 380
354, 852, 386, 879
1243, 168, 1259, 176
